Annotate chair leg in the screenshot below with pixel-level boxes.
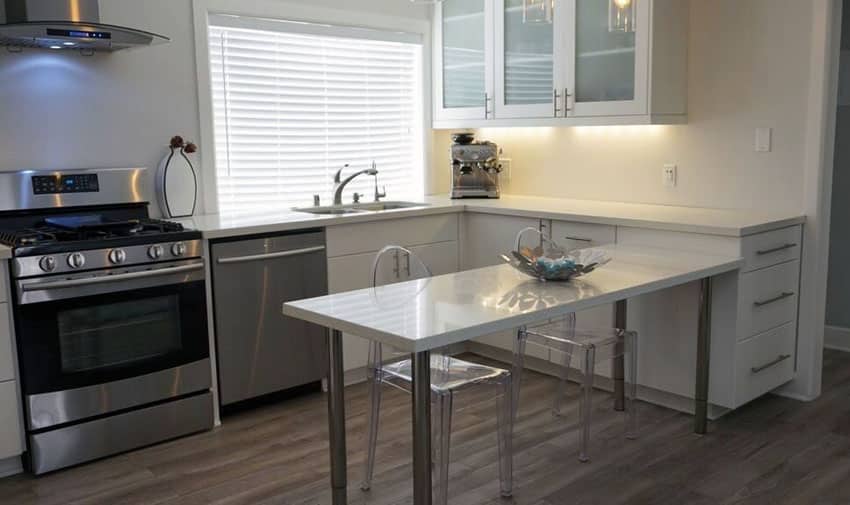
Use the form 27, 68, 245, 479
511, 327, 528, 423
496, 376, 514, 497
579, 345, 596, 463
361, 343, 383, 491
551, 345, 574, 418
435, 392, 453, 505
625, 331, 639, 440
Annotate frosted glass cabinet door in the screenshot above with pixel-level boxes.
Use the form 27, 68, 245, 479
434, 0, 494, 121
495, 0, 561, 118
565, 0, 650, 117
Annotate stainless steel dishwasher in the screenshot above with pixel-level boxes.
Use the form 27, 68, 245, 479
211, 230, 328, 406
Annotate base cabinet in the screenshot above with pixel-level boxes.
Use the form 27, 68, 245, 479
461, 213, 801, 412
0, 263, 22, 461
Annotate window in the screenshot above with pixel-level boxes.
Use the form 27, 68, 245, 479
208, 15, 425, 215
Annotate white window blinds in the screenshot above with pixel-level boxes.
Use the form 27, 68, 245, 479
208, 16, 425, 216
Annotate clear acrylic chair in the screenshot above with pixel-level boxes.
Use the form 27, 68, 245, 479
512, 313, 638, 463
361, 245, 513, 505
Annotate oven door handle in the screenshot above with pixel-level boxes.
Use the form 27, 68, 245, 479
21, 263, 204, 292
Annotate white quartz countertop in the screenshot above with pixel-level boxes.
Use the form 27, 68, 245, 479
283, 244, 743, 352
0, 245, 10, 260
179, 194, 805, 240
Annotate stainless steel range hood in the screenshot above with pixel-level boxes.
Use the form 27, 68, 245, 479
0, 0, 169, 52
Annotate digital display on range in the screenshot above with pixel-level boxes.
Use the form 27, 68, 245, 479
32, 174, 100, 195
46, 28, 112, 40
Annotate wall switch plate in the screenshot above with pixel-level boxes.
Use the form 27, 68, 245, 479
755, 127, 772, 152
500, 158, 512, 182
663, 164, 677, 188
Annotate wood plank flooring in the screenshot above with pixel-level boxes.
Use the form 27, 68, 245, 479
2, 351, 850, 505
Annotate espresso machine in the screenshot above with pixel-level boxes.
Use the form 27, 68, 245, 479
450, 133, 502, 199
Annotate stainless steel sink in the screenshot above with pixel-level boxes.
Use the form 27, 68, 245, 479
294, 201, 430, 215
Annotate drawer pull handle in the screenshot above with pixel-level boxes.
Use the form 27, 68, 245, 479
564, 236, 593, 243
753, 291, 795, 307
751, 354, 792, 374
756, 243, 797, 256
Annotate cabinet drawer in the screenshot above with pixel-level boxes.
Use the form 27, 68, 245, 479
741, 226, 802, 273
327, 214, 458, 257
0, 306, 12, 383
738, 260, 799, 339
735, 323, 795, 407
0, 380, 23, 459
549, 220, 616, 248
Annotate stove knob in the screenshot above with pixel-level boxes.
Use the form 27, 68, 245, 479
67, 252, 86, 269
148, 245, 164, 260
108, 249, 127, 265
39, 256, 56, 273
171, 242, 187, 257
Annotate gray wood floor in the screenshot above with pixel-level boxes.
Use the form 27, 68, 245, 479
2, 351, 850, 505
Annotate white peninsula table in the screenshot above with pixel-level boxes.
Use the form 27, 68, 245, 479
282, 245, 743, 505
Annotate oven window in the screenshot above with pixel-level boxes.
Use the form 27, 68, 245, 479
57, 295, 183, 373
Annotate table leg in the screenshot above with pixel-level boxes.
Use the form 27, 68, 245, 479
327, 329, 348, 505
412, 350, 433, 505
695, 277, 713, 435
613, 300, 628, 411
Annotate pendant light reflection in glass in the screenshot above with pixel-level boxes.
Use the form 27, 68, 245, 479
609, 0, 636, 32
523, 0, 553, 24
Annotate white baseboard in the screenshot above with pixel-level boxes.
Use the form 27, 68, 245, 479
0, 456, 22, 478
825, 325, 850, 352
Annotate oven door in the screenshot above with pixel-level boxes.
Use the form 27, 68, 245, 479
14, 259, 210, 430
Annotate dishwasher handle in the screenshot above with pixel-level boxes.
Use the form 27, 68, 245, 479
216, 245, 326, 265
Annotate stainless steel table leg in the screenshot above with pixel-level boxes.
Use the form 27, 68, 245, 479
412, 350, 433, 505
328, 329, 348, 505
695, 278, 713, 435
613, 300, 627, 411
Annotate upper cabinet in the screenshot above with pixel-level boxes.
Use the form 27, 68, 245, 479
432, 0, 689, 128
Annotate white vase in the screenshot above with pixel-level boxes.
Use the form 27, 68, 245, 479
156, 147, 198, 218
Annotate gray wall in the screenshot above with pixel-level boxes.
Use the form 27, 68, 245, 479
0, 0, 427, 215
826, 0, 850, 328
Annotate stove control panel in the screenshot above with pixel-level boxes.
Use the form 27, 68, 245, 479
32, 174, 100, 195
13, 240, 204, 278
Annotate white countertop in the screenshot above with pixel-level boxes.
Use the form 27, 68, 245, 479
283, 245, 743, 352
0, 245, 10, 260
179, 195, 805, 240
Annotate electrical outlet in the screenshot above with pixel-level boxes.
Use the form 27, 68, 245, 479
663, 164, 677, 188
755, 127, 772, 152
500, 158, 512, 182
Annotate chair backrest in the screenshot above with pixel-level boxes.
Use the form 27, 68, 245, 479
371, 245, 433, 287
369, 246, 437, 368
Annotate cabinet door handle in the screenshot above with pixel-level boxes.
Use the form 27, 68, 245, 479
751, 354, 792, 374
404, 251, 411, 277
393, 250, 401, 278
756, 243, 797, 256
753, 291, 795, 307
564, 236, 593, 243
484, 92, 492, 119
564, 88, 572, 116
553, 89, 561, 117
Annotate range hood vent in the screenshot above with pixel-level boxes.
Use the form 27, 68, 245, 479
0, 0, 169, 52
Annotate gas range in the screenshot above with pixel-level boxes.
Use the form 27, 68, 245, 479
0, 167, 213, 475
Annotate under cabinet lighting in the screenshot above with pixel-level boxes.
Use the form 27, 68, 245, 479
523, 0, 553, 24
609, 0, 636, 32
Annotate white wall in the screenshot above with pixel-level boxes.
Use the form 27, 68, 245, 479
431, 0, 816, 216
0, 0, 428, 216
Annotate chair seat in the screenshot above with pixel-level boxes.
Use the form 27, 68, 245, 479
380, 356, 510, 393
528, 319, 625, 348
